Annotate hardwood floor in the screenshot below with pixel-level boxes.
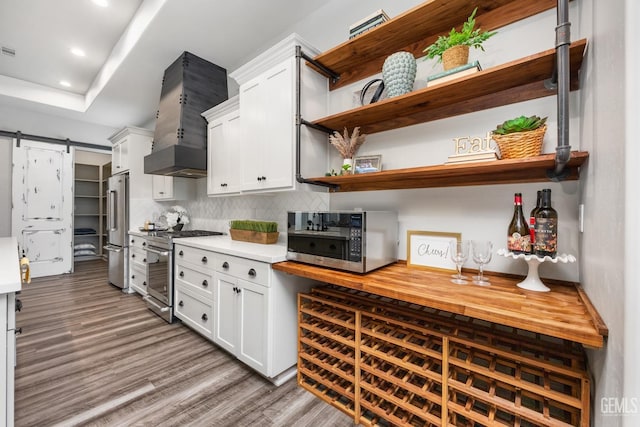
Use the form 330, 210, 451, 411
14, 260, 353, 426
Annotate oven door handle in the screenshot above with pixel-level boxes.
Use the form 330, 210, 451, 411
145, 246, 170, 256
143, 295, 170, 312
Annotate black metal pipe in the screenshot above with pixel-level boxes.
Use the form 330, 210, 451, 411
300, 51, 340, 84
294, 46, 338, 190
550, 0, 572, 180
0, 129, 111, 151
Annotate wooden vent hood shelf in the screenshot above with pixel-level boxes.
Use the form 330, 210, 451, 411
312, 40, 586, 136
314, 0, 573, 91
310, 151, 589, 192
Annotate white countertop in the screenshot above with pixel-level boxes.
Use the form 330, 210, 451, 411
0, 237, 22, 293
173, 235, 288, 264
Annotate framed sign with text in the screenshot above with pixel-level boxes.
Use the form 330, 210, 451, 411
407, 230, 461, 273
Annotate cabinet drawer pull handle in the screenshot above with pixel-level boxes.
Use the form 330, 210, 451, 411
201, 313, 208, 321
179, 271, 184, 277
143, 242, 146, 246
131, 274, 135, 279
179, 250, 184, 256
202, 280, 208, 287
201, 256, 208, 263
131, 254, 135, 258
178, 300, 184, 307
248, 268, 256, 278
143, 258, 147, 263
237, 288, 242, 294
143, 281, 146, 286
222, 261, 229, 269
131, 239, 134, 244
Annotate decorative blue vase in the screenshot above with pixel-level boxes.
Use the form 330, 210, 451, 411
382, 51, 417, 97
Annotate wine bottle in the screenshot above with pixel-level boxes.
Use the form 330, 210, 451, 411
534, 189, 558, 258
507, 193, 531, 254
529, 190, 542, 251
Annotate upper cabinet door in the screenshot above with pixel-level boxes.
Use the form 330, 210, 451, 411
239, 58, 294, 192
207, 109, 242, 196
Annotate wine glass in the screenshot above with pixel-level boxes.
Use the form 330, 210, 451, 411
449, 240, 470, 285
472, 240, 493, 286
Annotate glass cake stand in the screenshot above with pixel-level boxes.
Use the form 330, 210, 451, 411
497, 248, 576, 292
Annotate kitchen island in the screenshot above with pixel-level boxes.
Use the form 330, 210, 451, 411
0, 237, 22, 427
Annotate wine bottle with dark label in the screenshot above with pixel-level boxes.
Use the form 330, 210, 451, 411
529, 190, 542, 250
534, 188, 558, 257
507, 193, 531, 254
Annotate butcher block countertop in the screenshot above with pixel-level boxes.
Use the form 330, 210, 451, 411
273, 261, 608, 348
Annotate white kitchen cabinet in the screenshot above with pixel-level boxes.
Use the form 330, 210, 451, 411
174, 240, 316, 383
174, 245, 216, 339
203, 96, 242, 196
128, 234, 148, 295
152, 175, 196, 201
214, 272, 268, 373
108, 127, 153, 198
1, 293, 16, 427
229, 33, 329, 193
111, 137, 129, 174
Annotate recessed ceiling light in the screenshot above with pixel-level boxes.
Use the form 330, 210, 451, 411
60, 80, 71, 88
71, 48, 86, 57
91, 0, 108, 7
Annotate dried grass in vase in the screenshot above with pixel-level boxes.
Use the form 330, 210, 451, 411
329, 127, 367, 159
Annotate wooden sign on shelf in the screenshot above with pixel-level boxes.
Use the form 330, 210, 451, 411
447, 131, 499, 164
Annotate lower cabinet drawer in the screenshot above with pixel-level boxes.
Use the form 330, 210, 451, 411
175, 262, 214, 300
129, 264, 148, 295
175, 284, 214, 339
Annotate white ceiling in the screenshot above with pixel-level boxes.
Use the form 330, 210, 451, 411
0, 0, 327, 130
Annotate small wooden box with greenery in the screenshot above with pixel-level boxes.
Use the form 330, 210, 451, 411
229, 220, 279, 244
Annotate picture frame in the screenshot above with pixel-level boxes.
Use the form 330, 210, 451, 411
354, 155, 382, 174
406, 230, 461, 273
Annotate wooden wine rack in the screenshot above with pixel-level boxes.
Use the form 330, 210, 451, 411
298, 286, 590, 427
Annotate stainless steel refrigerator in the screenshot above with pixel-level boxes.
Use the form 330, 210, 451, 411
104, 174, 129, 290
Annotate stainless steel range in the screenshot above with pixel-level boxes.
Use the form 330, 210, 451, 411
143, 230, 223, 322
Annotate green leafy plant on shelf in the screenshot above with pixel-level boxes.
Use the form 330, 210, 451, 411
422, 7, 497, 63
229, 220, 278, 233
493, 115, 548, 135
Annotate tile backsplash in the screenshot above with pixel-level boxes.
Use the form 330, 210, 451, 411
136, 180, 329, 236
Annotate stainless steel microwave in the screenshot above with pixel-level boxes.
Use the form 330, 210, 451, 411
286, 211, 398, 273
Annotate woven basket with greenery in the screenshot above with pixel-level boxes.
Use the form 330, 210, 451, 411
491, 116, 547, 159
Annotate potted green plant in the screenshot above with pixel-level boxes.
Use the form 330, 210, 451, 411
423, 7, 497, 70
491, 115, 548, 159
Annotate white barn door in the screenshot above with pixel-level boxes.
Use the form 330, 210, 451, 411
12, 139, 73, 277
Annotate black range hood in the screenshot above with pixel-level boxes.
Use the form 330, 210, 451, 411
144, 51, 228, 178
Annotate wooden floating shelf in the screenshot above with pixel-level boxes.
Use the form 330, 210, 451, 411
313, 0, 571, 90
312, 40, 586, 136
309, 151, 589, 192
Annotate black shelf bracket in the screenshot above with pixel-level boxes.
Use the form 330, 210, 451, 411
299, 50, 340, 84
295, 45, 339, 191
